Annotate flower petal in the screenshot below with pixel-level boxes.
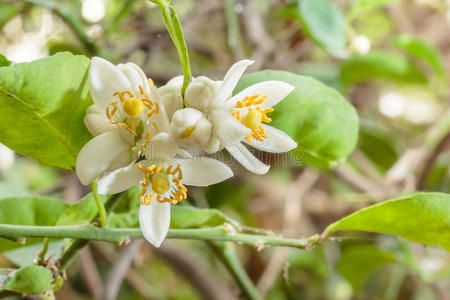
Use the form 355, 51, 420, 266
97, 163, 142, 194
226, 143, 270, 174
158, 86, 183, 121
84, 104, 116, 136
244, 124, 297, 153
76, 131, 130, 185
175, 157, 233, 186
210, 109, 251, 146
214, 60, 254, 105
146, 132, 180, 159
225, 81, 295, 109
150, 103, 170, 134
126, 62, 151, 95
166, 75, 184, 90
139, 202, 171, 247
89, 57, 131, 109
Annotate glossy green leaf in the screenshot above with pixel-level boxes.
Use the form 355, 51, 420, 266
0, 52, 92, 170
323, 193, 450, 251
340, 51, 427, 85
235, 70, 359, 169
395, 35, 446, 79
0, 54, 11, 67
0, 196, 67, 252
56, 192, 106, 226
3, 265, 53, 295
297, 0, 347, 57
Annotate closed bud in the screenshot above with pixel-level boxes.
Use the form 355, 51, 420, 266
169, 108, 212, 148
185, 76, 219, 111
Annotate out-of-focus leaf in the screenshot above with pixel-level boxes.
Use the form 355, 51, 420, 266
56, 192, 106, 226
340, 51, 427, 85
3, 265, 52, 295
395, 35, 446, 79
48, 42, 88, 56
235, 70, 359, 169
0, 196, 67, 252
106, 209, 139, 228
347, 0, 397, 21
4, 241, 65, 267
296, 0, 347, 57
0, 52, 92, 170
0, 3, 18, 30
323, 193, 450, 251
337, 244, 395, 290
0, 54, 11, 67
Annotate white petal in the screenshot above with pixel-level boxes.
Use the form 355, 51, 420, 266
201, 136, 222, 154
117, 63, 144, 97
139, 202, 171, 247
76, 131, 130, 185
89, 57, 131, 109
97, 163, 142, 194
185, 76, 218, 111
146, 132, 180, 159
166, 75, 184, 90
214, 60, 254, 105
210, 109, 250, 146
84, 104, 116, 136
126, 62, 150, 95
225, 81, 295, 109
175, 157, 233, 186
158, 86, 183, 121
244, 124, 297, 153
226, 143, 270, 175
149, 103, 170, 134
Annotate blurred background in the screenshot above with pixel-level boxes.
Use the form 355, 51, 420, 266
0, 0, 449, 299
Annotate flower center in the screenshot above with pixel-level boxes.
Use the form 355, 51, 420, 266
181, 126, 195, 138
232, 94, 273, 143
105, 84, 159, 136
152, 175, 170, 194
138, 163, 187, 205
123, 97, 144, 116
244, 110, 262, 130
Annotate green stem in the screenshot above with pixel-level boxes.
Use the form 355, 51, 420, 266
210, 242, 262, 300
0, 225, 311, 249
149, 0, 191, 94
91, 180, 106, 227
36, 238, 49, 265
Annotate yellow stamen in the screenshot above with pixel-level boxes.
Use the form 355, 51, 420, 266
181, 126, 195, 138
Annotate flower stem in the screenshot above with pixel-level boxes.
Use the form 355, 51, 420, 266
92, 180, 106, 228
36, 238, 49, 265
148, 0, 191, 95
0, 224, 315, 249
210, 242, 262, 300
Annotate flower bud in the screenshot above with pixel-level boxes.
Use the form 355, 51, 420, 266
158, 86, 183, 121
185, 76, 219, 111
84, 104, 115, 136
202, 136, 222, 154
169, 108, 212, 148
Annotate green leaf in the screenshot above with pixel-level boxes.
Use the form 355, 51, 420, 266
0, 196, 67, 252
340, 51, 427, 85
0, 52, 92, 170
3, 265, 53, 295
235, 70, 359, 169
56, 192, 106, 226
4, 241, 65, 267
0, 54, 11, 67
395, 35, 446, 79
347, 0, 397, 21
297, 0, 347, 57
323, 193, 450, 251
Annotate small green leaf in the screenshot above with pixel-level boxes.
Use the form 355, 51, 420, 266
56, 192, 106, 226
3, 265, 53, 295
395, 35, 446, 79
106, 210, 139, 228
0, 52, 92, 170
0, 54, 11, 67
297, 0, 347, 57
0, 196, 67, 252
235, 70, 359, 169
347, 0, 397, 21
340, 51, 427, 85
323, 193, 450, 251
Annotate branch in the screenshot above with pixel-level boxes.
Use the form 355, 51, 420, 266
0, 224, 314, 249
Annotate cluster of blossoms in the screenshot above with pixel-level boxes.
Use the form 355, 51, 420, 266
76, 57, 297, 247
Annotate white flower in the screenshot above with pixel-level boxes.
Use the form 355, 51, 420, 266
180, 60, 297, 174
169, 108, 212, 149
76, 57, 169, 185
97, 132, 233, 247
